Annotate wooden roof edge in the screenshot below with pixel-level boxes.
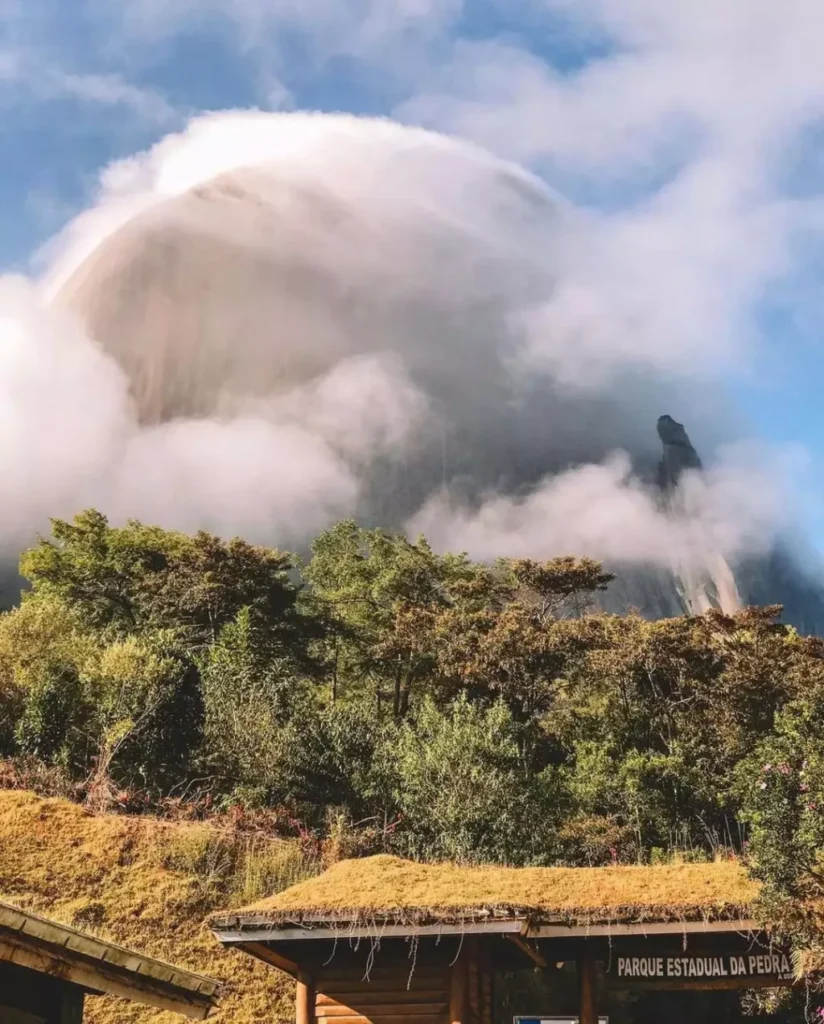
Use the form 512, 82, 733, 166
528, 917, 763, 938
210, 899, 755, 935
212, 917, 529, 945
210, 906, 512, 930
211, 911, 763, 947
0, 900, 221, 1017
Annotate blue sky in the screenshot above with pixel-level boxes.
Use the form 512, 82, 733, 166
3, 0, 824, 549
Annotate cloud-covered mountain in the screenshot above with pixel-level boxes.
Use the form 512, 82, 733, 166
0, 111, 816, 626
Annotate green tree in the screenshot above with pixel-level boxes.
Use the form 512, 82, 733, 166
551, 607, 820, 853
22, 510, 312, 657
739, 680, 824, 906
304, 520, 497, 716
276, 700, 386, 822
198, 608, 309, 802
0, 594, 200, 796
82, 631, 202, 804
0, 595, 98, 771
387, 694, 566, 864
20, 510, 176, 633
11, 510, 324, 801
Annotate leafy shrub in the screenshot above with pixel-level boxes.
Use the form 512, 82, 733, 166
387, 695, 567, 865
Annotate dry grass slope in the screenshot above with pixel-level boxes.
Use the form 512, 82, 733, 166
239, 853, 759, 927
0, 790, 295, 1024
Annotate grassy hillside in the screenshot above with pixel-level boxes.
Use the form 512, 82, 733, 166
0, 789, 305, 1023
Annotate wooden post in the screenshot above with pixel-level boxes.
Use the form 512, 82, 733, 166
296, 968, 315, 1024
577, 951, 597, 1024
467, 936, 480, 1024
449, 945, 469, 1024
479, 941, 493, 1024
481, 968, 493, 1024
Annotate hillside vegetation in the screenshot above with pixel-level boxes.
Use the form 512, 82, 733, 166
2, 511, 824, 963
0, 788, 305, 1023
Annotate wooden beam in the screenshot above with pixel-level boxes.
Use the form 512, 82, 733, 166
316, 1003, 448, 1017
467, 937, 480, 1024
319, 979, 448, 995
0, 937, 214, 1020
605, 976, 796, 992
302, 1016, 445, 1024
218, 917, 761, 944
481, 969, 492, 1024
504, 935, 546, 968
0, 902, 218, 1001
319, 967, 448, 981
577, 952, 598, 1024
529, 919, 759, 939
316, 991, 448, 1006
242, 942, 299, 978
216, 920, 526, 944
296, 968, 315, 1024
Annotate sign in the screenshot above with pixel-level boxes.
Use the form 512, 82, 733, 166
514, 1017, 608, 1024
608, 952, 793, 984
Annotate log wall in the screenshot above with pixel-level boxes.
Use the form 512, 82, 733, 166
309, 942, 491, 1024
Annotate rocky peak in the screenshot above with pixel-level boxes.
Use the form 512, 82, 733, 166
657, 414, 702, 491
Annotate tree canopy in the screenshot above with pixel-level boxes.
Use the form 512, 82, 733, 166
3, 511, 824, 927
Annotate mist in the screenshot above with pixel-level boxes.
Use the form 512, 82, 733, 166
0, 111, 799, 597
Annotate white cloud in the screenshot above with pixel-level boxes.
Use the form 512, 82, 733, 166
409, 445, 794, 568
395, 2, 824, 396
40, 110, 556, 296
406, 441, 806, 615
44, 68, 177, 124
92, 0, 463, 105
108, 0, 462, 53
402, 3, 824, 171
512, 167, 803, 385
261, 356, 431, 463
0, 276, 361, 550
0, 48, 177, 124
0, 0, 815, 626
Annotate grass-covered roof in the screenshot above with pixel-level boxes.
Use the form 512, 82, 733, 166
214, 854, 758, 931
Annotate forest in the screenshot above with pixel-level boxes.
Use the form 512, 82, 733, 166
1, 509, 823, 947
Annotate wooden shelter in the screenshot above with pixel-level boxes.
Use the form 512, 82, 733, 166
210, 855, 792, 1024
0, 900, 220, 1023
